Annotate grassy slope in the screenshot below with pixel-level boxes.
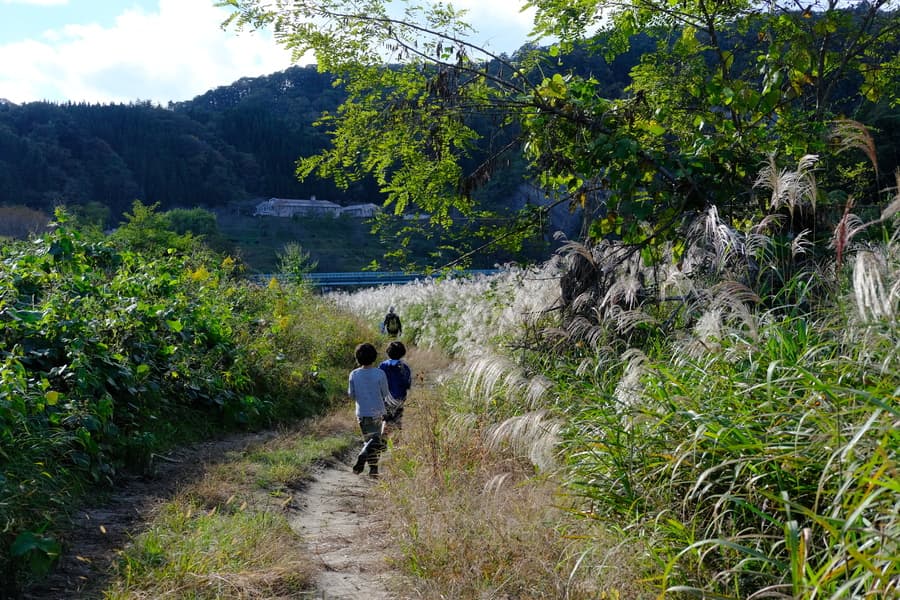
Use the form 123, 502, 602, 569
215, 206, 390, 273
331, 246, 899, 598
213, 201, 551, 274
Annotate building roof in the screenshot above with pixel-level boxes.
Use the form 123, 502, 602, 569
264, 198, 342, 209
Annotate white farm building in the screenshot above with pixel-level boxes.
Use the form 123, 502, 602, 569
254, 197, 381, 218
254, 197, 342, 217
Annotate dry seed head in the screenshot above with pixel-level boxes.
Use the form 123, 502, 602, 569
832, 119, 879, 178
751, 212, 785, 235
601, 273, 643, 311
609, 307, 658, 335
791, 229, 813, 257
693, 309, 724, 346
853, 250, 894, 321
754, 153, 819, 217
463, 353, 552, 410
486, 411, 561, 472
565, 314, 608, 349
483, 472, 514, 496
613, 348, 648, 408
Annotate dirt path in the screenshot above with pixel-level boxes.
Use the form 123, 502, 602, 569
291, 461, 397, 600
18, 431, 400, 600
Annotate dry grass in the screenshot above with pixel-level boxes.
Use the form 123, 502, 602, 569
329, 264, 561, 357
196, 417, 357, 489
404, 344, 456, 375
373, 352, 653, 599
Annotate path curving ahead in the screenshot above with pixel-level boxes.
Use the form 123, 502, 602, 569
17, 433, 403, 600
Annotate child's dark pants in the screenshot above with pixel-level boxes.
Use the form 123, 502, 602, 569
354, 416, 385, 473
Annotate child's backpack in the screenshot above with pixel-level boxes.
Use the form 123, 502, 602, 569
384, 312, 401, 335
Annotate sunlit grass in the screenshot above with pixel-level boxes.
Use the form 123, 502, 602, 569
232, 427, 356, 490
102, 414, 359, 599
329, 264, 561, 357
104, 499, 313, 600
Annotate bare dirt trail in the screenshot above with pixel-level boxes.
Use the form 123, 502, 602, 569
18, 344, 448, 600
291, 461, 399, 600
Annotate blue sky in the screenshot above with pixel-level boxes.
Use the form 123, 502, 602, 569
0, 0, 535, 105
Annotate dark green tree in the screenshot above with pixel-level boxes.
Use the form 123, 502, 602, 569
220, 0, 900, 258
111, 201, 197, 254
277, 241, 319, 283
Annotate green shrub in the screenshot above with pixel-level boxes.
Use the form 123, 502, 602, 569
0, 212, 361, 590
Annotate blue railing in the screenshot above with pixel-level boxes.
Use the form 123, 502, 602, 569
249, 269, 500, 288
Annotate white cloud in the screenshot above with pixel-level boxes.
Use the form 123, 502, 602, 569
0, 0, 537, 105
0, 0, 295, 104
450, 0, 536, 52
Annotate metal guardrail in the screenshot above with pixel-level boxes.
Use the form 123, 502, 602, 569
249, 269, 500, 288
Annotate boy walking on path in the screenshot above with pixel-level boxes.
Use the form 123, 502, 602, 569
379, 341, 412, 429
348, 343, 393, 478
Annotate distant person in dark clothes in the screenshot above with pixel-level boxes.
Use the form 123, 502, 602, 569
379, 341, 412, 429
348, 342, 393, 478
381, 306, 402, 337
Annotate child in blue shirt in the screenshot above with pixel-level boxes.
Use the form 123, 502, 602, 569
378, 341, 412, 429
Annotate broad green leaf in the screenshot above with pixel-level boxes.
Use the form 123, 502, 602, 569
646, 121, 666, 136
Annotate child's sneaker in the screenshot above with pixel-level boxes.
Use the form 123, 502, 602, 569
368, 465, 379, 478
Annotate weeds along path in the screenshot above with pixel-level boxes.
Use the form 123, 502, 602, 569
20, 431, 279, 599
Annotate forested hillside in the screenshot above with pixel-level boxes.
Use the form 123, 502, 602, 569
0, 66, 371, 224
0, 45, 654, 268
2, 61, 517, 228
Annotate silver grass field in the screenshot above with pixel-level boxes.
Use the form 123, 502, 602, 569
329, 163, 899, 598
